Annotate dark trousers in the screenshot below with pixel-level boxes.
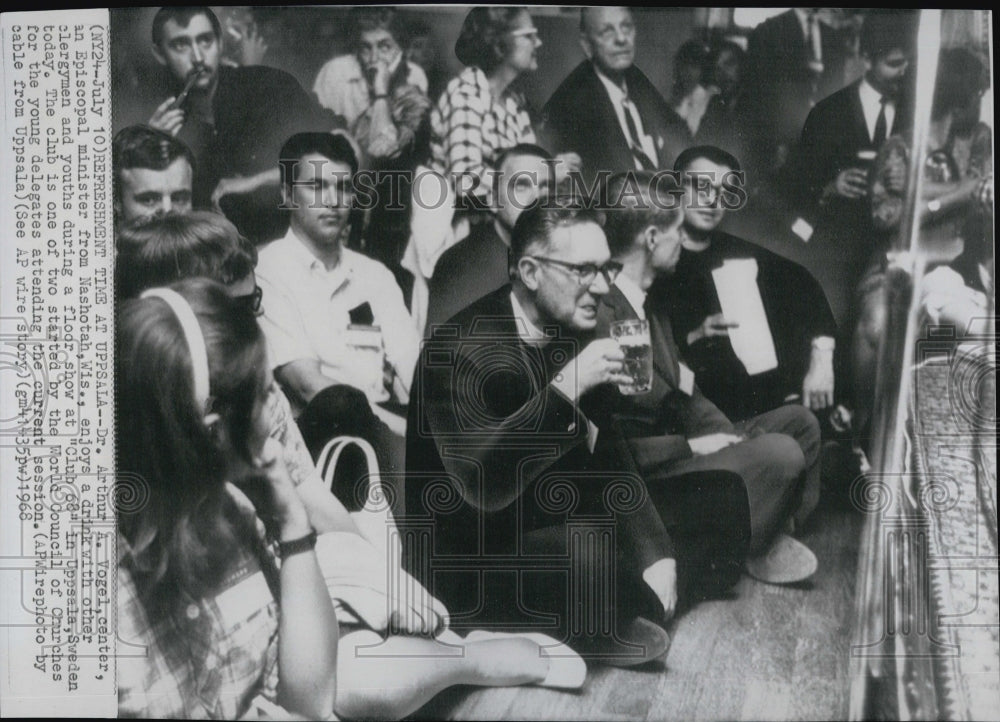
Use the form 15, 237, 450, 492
658, 405, 821, 553
420, 468, 749, 640
295, 384, 403, 511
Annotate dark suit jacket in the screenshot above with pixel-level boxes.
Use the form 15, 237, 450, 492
744, 10, 850, 150
541, 61, 690, 186
592, 285, 735, 475
649, 231, 837, 420
426, 220, 510, 331
405, 285, 675, 567
789, 80, 912, 217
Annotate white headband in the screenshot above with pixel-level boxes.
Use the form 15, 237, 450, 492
141, 287, 211, 413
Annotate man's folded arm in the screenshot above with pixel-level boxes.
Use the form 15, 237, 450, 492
423, 361, 591, 513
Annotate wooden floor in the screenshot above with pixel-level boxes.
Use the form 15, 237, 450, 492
412, 502, 863, 722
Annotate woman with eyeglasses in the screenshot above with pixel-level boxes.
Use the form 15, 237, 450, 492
313, 8, 434, 277
430, 7, 580, 207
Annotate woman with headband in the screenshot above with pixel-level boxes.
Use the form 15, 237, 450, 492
116, 278, 340, 719
116, 278, 585, 720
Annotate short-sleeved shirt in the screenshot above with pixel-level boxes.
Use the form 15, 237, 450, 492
256, 228, 420, 410
429, 66, 536, 202
117, 489, 281, 719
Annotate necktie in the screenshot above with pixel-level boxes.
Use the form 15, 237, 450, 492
873, 96, 888, 147
621, 99, 657, 171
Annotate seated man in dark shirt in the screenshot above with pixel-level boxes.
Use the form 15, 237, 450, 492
426, 143, 553, 330
142, 6, 337, 242
650, 145, 838, 422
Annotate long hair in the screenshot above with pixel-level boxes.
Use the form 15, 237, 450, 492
116, 278, 268, 620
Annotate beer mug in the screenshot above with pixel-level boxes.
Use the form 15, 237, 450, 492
610, 319, 652, 395
856, 149, 877, 180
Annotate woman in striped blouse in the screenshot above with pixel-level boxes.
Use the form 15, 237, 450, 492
430, 7, 579, 205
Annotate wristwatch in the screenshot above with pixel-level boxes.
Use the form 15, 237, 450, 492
278, 528, 317, 559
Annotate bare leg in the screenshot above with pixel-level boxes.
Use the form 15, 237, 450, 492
334, 631, 548, 720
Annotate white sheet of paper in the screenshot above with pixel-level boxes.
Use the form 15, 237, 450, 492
791, 217, 814, 242
678, 362, 695, 395
711, 259, 779, 376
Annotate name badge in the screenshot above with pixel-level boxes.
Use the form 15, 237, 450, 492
678, 363, 695, 396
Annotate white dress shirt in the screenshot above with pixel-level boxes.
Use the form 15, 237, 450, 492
614, 274, 647, 320
858, 77, 896, 143
593, 66, 659, 170
257, 227, 420, 410
793, 8, 824, 68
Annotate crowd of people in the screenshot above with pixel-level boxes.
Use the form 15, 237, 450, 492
112, 6, 993, 719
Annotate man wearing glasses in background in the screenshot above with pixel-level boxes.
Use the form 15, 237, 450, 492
651, 146, 837, 427
542, 7, 689, 186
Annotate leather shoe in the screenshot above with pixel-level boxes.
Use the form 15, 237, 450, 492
745, 533, 818, 585
570, 617, 670, 667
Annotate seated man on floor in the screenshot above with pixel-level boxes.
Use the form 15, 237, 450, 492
426, 143, 554, 329
114, 125, 195, 225
257, 132, 420, 474
597, 172, 821, 579
405, 196, 764, 664
650, 145, 838, 422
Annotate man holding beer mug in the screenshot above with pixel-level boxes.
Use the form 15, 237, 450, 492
595, 172, 821, 587
407, 195, 765, 661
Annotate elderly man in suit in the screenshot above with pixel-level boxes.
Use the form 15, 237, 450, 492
405, 197, 760, 664
594, 172, 821, 584
541, 7, 689, 188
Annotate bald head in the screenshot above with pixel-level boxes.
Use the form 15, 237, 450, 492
580, 7, 636, 78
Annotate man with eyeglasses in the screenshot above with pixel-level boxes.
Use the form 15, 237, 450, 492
406, 197, 694, 666
541, 7, 689, 187
651, 146, 837, 428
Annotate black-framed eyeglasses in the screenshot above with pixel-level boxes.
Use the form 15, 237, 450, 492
529, 256, 623, 286
234, 286, 264, 317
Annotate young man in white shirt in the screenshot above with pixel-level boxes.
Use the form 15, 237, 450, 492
257, 132, 420, 472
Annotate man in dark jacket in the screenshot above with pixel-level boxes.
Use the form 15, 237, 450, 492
652, 146, 838, 422
140, 7, 337, 242
596, 172, 821, 584
541, 7, 689, 189
405, 198, 752, 664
